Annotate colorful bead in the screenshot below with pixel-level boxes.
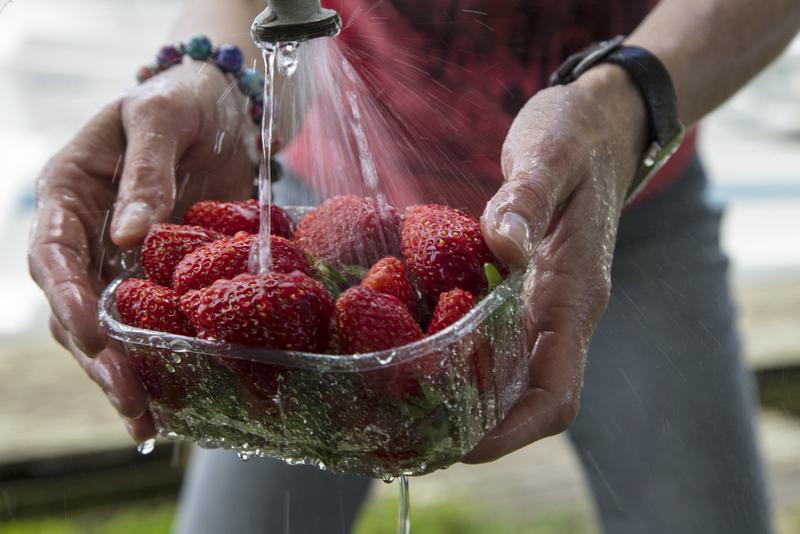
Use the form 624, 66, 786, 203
239, 69, 266, 101
136, 66, 156, 83
216, 44, 244, 73
157, 45, 184, 68
139, 38, 264, 126
185, 35, 213, 61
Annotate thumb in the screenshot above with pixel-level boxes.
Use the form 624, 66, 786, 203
482, 161, 578, 266
111, 97, 189, 247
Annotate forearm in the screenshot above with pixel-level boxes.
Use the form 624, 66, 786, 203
628, 0, 800, 126
172, 0, 264, 63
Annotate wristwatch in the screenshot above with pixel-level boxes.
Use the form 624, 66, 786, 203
549, 35, 685, 205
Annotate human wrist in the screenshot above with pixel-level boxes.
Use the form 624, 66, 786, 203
574, 63, 650, 197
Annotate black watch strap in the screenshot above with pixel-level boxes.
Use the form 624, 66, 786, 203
549, 36, 685, 204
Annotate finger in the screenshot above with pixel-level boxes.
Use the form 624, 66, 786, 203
463, 331, 585, 463
124, 412, 157, 444
29, 105, 124, 355
30, 201, 107, 355
50, 316, 150, 420
111, 93, 191, 247
481, 135, 584, 266
465, 183, 613, 463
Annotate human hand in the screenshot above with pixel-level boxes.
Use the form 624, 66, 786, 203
29, 61, 259, 442
465, 65, 648, 462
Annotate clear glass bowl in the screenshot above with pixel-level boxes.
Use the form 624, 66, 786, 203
98, 207, 528, 478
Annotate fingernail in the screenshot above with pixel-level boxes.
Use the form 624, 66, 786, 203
497, 211, 532, 257
113, 201, 154, 240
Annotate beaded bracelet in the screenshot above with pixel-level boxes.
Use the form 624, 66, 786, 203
136, 35, 266, 126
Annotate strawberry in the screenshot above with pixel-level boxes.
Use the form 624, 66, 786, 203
335, 286, 423, 354
401, 204, 498, 302
115, 278, 195, 336
269, 235, 314, 277
362, 257, 417, 315
141, 224, 223, 286
172, 232, 312, 294
293, 195, 402, 269
427, 288, 475, 335
181, 271, 333, 351
183, 199, 293, 238
128, 348, 192, 411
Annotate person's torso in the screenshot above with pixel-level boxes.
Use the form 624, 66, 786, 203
289, 0, 692, 213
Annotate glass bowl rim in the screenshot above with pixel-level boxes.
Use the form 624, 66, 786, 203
99, 269, 523, 373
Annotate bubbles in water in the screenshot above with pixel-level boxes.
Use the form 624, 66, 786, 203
165, 431, 179, 441
137, 438, 156, 455
277, 42, 299, 77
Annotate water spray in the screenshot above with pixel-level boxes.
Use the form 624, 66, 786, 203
251, 0, 342, 44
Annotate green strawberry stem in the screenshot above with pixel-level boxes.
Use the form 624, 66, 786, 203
311, 257, 348, 298
340, 264, 370, 281
484, 263, 504, 294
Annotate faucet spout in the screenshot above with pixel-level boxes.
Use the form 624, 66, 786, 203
252, 0, 342, 44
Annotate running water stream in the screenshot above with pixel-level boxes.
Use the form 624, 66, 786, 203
254, 42, 299, 273
255, 39, 412, 532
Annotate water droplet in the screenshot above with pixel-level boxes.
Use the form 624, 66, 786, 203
237, 451, 253, 462
170, 339, 194, 353
376, 351, 395, 365
165, 431, 179, 441
277, 42, 299, 77
137, 438, 156, 455
171, 353, 182, 364
213, 130, 226, 154
382, 474, 394, 484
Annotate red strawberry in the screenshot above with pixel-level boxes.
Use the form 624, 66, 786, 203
115, 278, 195, 336
269, 235, 314, 277
335, 286, 423, 354
402, 204, 497, 302
427, 288, 475, 335
141, 224, 223, 286
362, 257, 417, 315
128, 349, 192, 411
172, 232, 312, 294
181, 271, 333, 351
293, 195, 401, 269
183, 199, 292, 238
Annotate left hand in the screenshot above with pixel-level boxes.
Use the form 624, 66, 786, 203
464, 65, 648, 462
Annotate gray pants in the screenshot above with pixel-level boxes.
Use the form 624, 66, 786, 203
174, 159, 772, 534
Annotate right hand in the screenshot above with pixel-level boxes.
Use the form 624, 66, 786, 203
28, 61, 260, 441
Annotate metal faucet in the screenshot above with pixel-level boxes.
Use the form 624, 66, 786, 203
251, 0, 342, 44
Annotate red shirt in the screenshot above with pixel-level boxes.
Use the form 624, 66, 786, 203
286, 0, 695, 215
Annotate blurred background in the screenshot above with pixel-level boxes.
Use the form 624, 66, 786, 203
1, 1, 799, 533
